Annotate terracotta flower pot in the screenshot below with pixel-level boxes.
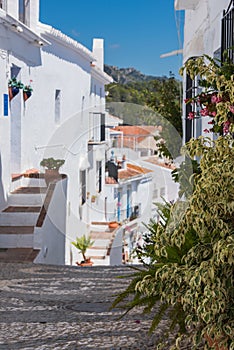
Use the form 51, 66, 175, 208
8, 86, 20, 101
109, 221, 119, 229
44, 169, 60, 186
23, 91, 32, 101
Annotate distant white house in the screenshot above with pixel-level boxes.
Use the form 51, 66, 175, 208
175, 0, 232, 142
0, 0, 113, 265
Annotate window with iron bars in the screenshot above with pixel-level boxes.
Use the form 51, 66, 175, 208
184, 59, 202, 142
221, 0, 234, 63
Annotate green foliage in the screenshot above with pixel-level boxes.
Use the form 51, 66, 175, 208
40, 158, 65, 170
8, 77, 24, 89
23, 85, 33, 92
147, 77, 182, 136
71, 235, 94, 261
171, 158, 201, 198
106, 76, 182, 138
112, 136, 234, 349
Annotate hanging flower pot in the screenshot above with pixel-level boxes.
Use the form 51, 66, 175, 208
23, 90, 32, 101
8, 77, 24, 101
23, 85, 33, 101
8, 86, 20, 101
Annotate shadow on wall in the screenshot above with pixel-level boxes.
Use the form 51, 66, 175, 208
0, 153, 6, 211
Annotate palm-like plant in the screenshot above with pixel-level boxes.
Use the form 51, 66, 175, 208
71, 235, 94, 262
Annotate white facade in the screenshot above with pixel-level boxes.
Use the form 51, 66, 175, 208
0, 0, 112, 265
176, 0, 231, 141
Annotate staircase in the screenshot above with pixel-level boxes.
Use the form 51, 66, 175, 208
0, 174, 47, 262
87, 223, 121, 265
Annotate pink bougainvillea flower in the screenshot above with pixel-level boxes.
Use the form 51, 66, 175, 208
208, 120, 215, 125
223, 120, 231, 134
211, 94, 222, 104
203, 128, 210, 133
187, 112, 195, 120
184, 98, 190, 103
229, 105, 234, 114
201, 108, 209, 116
211, 111, 217, 117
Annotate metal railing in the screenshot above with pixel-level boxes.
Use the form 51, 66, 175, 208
221, 0, 234, 63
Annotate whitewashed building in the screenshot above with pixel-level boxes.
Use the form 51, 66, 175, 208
175, 0, 232, 141
0, 0, 113, 265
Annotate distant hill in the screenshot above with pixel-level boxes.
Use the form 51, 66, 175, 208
104, 64, 164, 84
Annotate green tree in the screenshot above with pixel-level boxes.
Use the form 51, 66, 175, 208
147, 77, 182, 136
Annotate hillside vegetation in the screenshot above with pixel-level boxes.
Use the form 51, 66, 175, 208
104, 65, 182, 137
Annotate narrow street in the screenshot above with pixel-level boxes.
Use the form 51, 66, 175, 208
0, 263, 175, 349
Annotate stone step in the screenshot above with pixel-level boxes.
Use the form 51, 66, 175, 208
0, 232, 34, 248
92, 239, 110, 248
2, 206, 41, 213
8, 193, 45, 206
90, 231, 113, 239
0, 226, 34, 234
86, 247, 107, 256
10, 187, 47, 194
0, 248, 39, 262
0, 212, 39, 226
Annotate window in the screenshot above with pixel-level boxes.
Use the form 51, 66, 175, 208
19, 0, 30, 26
221, 0, 234, 63
55, 89, 61, 124
96, 161, 102, 193
184, 58, 202, 141
80, 170, 86, 205
0, 0, 6, 10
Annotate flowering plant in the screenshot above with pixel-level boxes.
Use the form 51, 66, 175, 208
8, 77, 24, 89
181, 55, 234, 135
23, 84, 33, 92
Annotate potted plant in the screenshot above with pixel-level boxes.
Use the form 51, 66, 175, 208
23, 85, 33, 101
8, 77, 24, 101
108, 221, 119, 229
71, 235, 94, 266
40, 157, 65, 186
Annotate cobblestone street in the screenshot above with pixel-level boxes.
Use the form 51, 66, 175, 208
0, 263, 179, 350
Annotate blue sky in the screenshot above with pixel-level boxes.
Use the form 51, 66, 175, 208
39, 0, 184, 78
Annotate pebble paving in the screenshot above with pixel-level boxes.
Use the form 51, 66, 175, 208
0, 263, 181, 349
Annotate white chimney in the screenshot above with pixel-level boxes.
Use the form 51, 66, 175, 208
92, 38, 104, 70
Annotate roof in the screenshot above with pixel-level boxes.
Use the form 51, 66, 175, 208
112, 125, 161, 150
144, 156, 176, 170
40, 24, 96, 61
105, 162, 152, 184
113, 125, 160, 136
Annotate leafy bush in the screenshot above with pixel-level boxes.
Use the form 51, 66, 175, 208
112, 136, 234, 349
112, 54, 234, 349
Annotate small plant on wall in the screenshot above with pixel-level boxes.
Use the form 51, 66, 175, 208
23, 84, 33, 101
8, 77, 24, 101
40, 157, 65, 186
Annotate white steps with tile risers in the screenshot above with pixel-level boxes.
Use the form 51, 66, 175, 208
0, 176, 47, 253
87, 224, 120, 266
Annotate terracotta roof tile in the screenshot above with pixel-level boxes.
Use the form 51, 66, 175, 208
144, 157, 176, 170
118, 163, 152, 180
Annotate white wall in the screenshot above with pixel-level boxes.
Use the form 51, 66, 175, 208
0, 1, 112, 266
34, 177, 67, 265
182, 0, 230, 63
